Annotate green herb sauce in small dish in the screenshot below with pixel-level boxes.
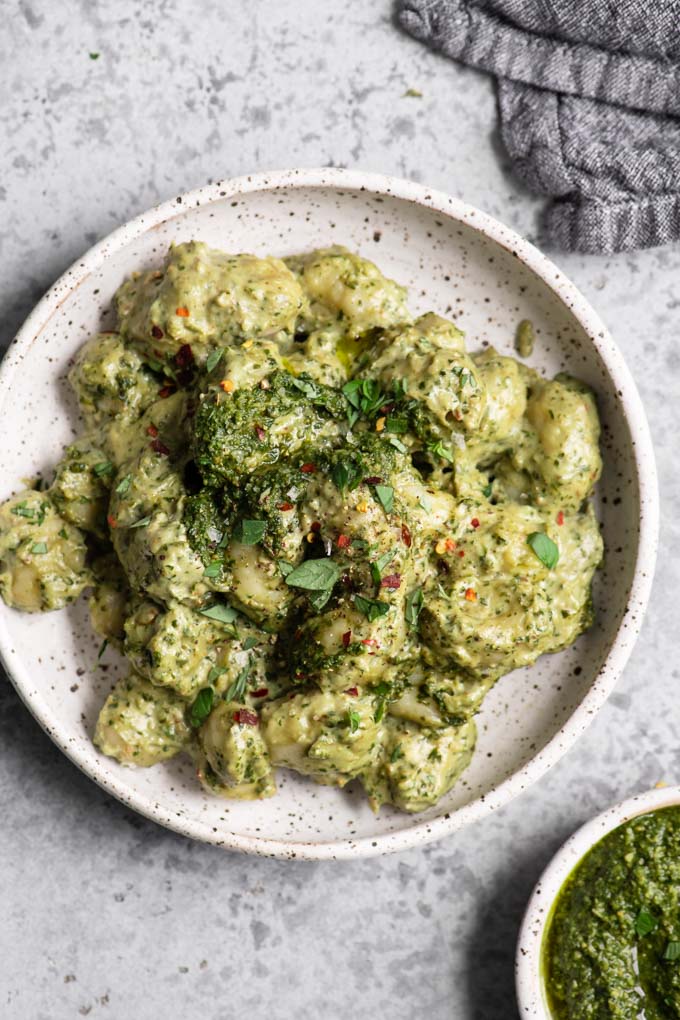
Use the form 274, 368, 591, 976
543, 806, 680, 1019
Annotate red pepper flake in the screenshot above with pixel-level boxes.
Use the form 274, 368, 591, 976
464, 588, 477, 602
361, 637, 379, 647
310, 521, 321, 533
458, 549, 465, 558
363, 476, 383, 485
151, 439, 170, 455
345, 686, 359, 696
233, 709, 259, 726
251, 688, 269, 698
300, 462, 316, 474
175, 343, 194, 367
277, 502, 294, 512
255, 425, 266, 442
379, 403, 395, 415
556, 511, 565, 526
401, 523, 412, 547
380, 573, 402, 589
471, 518, 480, 529
294, 628, 303, 641
342, 630, 352, 648
106, 513, 118, 529
146, 424, 159, 437
158, 385, 175, 398
151, 325, 164, 339
175, 306, 190, 317
337, 534, 351, 549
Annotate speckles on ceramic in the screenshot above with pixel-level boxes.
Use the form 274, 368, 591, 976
0, 168, 659, 860
515, 785, 680, 1018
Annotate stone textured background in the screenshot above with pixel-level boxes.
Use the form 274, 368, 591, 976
1, 2, 677, 1018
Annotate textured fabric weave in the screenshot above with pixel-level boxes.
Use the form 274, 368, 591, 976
398, 0, 680, 253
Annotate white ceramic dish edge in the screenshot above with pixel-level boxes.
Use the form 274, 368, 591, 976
516, 785, 680, 1017
0, 167, 660, 859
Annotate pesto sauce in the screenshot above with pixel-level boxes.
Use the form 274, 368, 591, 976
544, 807, 680, 1020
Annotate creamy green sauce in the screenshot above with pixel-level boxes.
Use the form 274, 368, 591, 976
544, 807, 680, 1019
0, 242, 603, 811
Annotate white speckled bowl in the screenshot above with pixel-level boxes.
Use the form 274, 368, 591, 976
0, 168, 658, 859
516, 785, 680, 1017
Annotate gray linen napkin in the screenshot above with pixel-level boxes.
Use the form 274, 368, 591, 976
398, 0, 680, 253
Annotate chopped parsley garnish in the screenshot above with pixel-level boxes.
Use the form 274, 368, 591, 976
242, 636, 259, 651
405, 587, 424, 629
11, 503, 35, 519
199, 603, 239, 624
385, 417, 408, 434
115, 474, 132, 496
429, 440, 454, 463
93, 461, 114, 477
128, 516, 151, 529
353, 594, 391, 622
284, 559, 342, 591
388, 436, 408, 454
347, 709, 361, 733
482, 483, 493, 498
663, 941, 680, 961
31, 542, 48, 554
233, 519, 266, 545
97, 638, 108, 660
225, 663, 250, 703
205, 348, 224, 373
331, 458, 363, 493
527, 532, 559, 570
342, 378, 386, 425
372, 681, 391, 723
189, 687, 215, 727
635, 909, 658, 937
373, 484, 394, 514
371, 548, 396, 585
204, 561, 223, 578
207, 665, 227, 684
289, 376, 321, 399
390, 744, 403, 763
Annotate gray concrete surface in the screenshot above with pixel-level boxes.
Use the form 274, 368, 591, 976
1, 2, 678, 1018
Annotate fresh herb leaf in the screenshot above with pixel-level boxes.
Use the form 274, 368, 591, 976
342, 379, 386, 420
59, 527, 68, 539
144, 357, 165, 374
371, 549, 396, 585
11, 503, 35, 519
242, 636, 259, 651
204, 561, 223, 578
31, 542, 48, 554
482, 483, 493, 498
372, 681, 391, 723
331, 459, 363, 493
285, 559, 342, 591
373, 484, 394, 514
233, 519, 266, 546
347, 709, 361, 733
308, 588, 334, 612
664, 941, 680, 961
200, 603, 239, 624
225, 663, 250, 703
405, 587, 424, 629
97, 638, 108, 660
635, 909, 658, 937
189, 687, 214, 727
353, 594, 391, 622
89, 51, 100, 60
208, 665, 227, 684
429, 440, 454, 463
390, 744, 403, 763
93, 461, 114, 477
385, 417, 408, 434
418, 494, 432, 513
115, 474, 132, 496
205, 348, 224, 373
289, 375, 320, 399
388, 436, 408, 454
277, 560, 294, 578
392, 378, 409, 399
129, 516, 151, 529
527, 532, 559, 570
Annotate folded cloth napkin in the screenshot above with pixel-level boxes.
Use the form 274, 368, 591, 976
398, 0, 680, 253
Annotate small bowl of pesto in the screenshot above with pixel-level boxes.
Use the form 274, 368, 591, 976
516, 786, 680, 1019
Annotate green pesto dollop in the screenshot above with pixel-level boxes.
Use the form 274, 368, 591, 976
544, 807, 680, 1020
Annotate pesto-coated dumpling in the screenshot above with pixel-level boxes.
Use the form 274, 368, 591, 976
116, 241, 306, 363
51, 436, 113, 537
360, 716, 476, 813
468, 346, 528, 460
198, 700, 274, 799
365, 313, 486, 440
261, 688, 381, 786
68, 332, 159, 427
0, 490, 90, 612
286, 246, 411, 338
94, 673, 191, 767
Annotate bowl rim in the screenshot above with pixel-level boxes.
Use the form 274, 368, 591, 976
515, 785, 680, 1017
0, 166, 660, 859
